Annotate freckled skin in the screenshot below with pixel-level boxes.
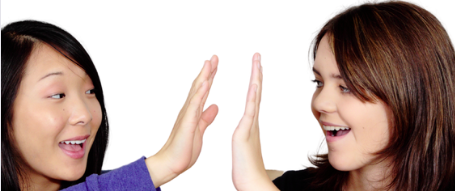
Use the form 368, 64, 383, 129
12, 44, 102, 185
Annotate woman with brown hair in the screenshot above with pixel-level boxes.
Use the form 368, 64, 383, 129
232, 1, 455, 190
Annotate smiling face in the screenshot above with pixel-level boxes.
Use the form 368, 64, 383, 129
11, 43, 102, 182
311, 35, 392, 171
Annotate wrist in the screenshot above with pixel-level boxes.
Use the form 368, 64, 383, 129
145, 154, 177, 188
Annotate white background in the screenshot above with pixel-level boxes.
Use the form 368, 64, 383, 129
2, 0, 454, 190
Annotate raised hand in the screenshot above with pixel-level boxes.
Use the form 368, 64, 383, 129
145, 55, 219, 188
232, 53, 279, 191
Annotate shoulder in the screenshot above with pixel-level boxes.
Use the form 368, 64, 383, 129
272, 168, 316, 191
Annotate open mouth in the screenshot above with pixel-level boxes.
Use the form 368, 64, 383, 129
59, 139, 86, 151
324, 126, 351, 137
58, 137, 88, 159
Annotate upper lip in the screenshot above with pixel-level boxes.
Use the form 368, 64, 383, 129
321, 121, 348, 127
61, 135, 90, 142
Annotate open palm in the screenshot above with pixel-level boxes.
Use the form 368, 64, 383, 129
146, 55, 219, 188
232, 53, 279, 191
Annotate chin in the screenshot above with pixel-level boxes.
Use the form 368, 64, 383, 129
59, 161, 88, 181
328, 151, 359, 171
61, 170, 86, 181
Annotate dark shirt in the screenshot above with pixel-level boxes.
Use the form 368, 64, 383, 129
273, 169, 315, 191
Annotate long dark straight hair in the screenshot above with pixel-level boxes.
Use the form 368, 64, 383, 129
308, 1, 455, 190
1, 20, 109, 190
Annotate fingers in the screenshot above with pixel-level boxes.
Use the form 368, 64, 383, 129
152, 56, 219, 181
250, 53, 263, 135
175, 55, 218, 124
165, 55, 218, 150
183, 55, 218, 114
179, 80, 210, 135
234, 84, 258, 141
200, 55, 219, 109
210, 54, 219, 73
198, 104, 219, 135
187, 60, 212, 102
234, 53, 264, 142
193, 55, 218, 94
251, 53, 263, 109
245, 84, 258, 117
183, 55, 218, 132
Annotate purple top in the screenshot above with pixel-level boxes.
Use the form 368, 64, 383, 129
61, 157, 161, 191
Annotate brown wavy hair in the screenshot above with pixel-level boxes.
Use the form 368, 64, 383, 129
307, 1, 455, 190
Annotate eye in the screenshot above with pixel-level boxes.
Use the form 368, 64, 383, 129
311, 80, 323, 88
339, 85, 350, 93
50, 93, 65, 99
86, 89, 96, 94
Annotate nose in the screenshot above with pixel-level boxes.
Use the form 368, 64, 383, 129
68, 96, 92, 126
312, 87, 337, 114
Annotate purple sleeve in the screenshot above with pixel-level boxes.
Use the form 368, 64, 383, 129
61, 156, 161, 191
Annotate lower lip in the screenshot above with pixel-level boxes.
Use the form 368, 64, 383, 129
59, 141, 86, 159
325, 130, 351, 142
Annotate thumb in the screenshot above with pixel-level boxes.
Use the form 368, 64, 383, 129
198, 104, 219, 135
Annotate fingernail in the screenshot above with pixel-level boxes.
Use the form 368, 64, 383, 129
255, 53, 261, 61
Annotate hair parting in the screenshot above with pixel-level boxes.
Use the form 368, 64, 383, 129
1, 20, 110, 190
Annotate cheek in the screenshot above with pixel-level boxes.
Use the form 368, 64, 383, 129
13, 102, 66, 143
89, 100, 102, 133
363, 105, 391, 151
339, 100, 390, 153
12, 101, 67, 170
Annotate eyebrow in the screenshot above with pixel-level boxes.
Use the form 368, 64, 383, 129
38, 72, 63, 82
312, 67, 343, 79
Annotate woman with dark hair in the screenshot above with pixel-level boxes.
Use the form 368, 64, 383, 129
232, 1, 455, 191
2, 20, 220, 190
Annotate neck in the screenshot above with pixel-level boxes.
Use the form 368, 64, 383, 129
19, 167, 61, 191
345, 158, 393, 191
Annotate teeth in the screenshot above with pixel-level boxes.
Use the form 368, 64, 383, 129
323, 126, 350, 131
60, 139, 86, 145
